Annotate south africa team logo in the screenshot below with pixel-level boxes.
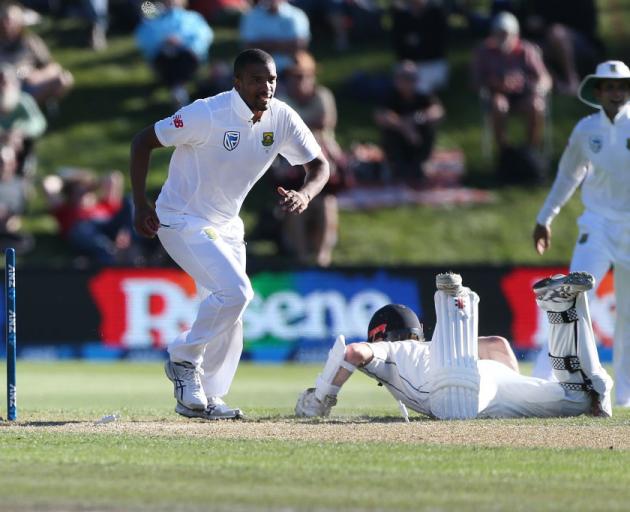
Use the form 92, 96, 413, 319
262, 132, 274, 147
223, 131, 240, 151
589, 135, 603, 153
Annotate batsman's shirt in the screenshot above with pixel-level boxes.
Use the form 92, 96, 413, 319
154, 88, 320, 233
537, 105, 630, 226
363, 340, 581, 418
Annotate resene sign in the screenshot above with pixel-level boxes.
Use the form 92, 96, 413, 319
87, 268, 421, 361
3, 266, 616, 362
501, 267, 615, 352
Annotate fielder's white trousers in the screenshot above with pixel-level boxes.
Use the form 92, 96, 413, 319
157, 211, 254, 398
533, 210, 630, 405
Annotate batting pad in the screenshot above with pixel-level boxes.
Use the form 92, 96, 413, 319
430, 289, 481, 420
315, 335, 356, 401
547, 293, 613, 416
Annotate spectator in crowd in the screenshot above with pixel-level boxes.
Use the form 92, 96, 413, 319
239, 0, 310, 74
275, 50, 347, 266
457, 0, 517, 38
472, 11, 551, 151
374, 60, 444, 185
0, 63, 46, 178
189, 0, 251, 25
0, 2, 73, 107
390, 0, 449, 94
520, 0, 603, 95
0, 143, 32, 253
292, 0, 383, 52
135, 0, 214, 108
42, 168, 146, 266
82, 0, 108, 50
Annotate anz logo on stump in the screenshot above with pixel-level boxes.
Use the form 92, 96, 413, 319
223, 131, 240, 151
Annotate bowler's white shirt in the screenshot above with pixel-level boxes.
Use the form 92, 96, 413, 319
154, 88, 320, 231
537, 104, 630, 225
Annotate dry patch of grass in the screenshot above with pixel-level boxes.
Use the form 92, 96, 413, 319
4, 417, 627, 450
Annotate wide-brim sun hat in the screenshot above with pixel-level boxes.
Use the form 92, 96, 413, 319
578, 60, 630, 108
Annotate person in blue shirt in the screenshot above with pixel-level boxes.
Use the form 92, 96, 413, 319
239, 0, 310, 74
136, 0, 213, 107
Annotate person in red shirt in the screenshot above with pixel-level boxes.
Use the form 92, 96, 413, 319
472, 11, 551, 151
43, 169, 139, 265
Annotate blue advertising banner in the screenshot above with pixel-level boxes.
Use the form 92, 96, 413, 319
244, 270, 421, 361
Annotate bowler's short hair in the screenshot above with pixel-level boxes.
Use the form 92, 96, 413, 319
234, 49, 274, 78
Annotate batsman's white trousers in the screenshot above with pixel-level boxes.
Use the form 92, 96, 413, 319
157, 211, 254, 398
363, 341, 590, 418
533, 210, 630, 405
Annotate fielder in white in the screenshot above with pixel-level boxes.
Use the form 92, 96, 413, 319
296, 272, 613, 420
532, 60, 630, 406
130, 49, 330, 419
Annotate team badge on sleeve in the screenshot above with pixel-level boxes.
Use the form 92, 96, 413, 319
223, 131, 240, 151
589, 135, 603, 153
262, 132, 274, 147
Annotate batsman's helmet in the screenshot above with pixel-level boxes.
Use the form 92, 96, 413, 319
367, 304, 424, 342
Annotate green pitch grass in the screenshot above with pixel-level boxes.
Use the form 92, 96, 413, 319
1, 361, 630, 511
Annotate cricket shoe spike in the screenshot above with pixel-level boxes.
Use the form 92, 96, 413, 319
164, 360, 208, 410
175, 402, 244, 420
206, 397, 244, 419
533, 272, 594, 312
435, 272, 464, 296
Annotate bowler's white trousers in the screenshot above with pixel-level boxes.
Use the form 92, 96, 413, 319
157, 210, 254, 399
533, 210, 630, 405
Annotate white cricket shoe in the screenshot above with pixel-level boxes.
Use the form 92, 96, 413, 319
533, 272, 594, 306
175, 399, 244, 420
207, 397, 244, 419
295, 388, 337, 417
435, 272, 464, 295
164, 360, 208, 410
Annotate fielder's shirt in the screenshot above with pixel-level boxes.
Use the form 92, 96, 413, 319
537, 104, 630, 226
154, 88, 320, 229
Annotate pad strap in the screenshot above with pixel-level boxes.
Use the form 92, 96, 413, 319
550, 354, 595, 392
546, 307, 578, 324
548, 354, 581, 372
560, 382, 592, 392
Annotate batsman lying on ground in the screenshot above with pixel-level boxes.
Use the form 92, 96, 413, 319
296, 271, 614, 419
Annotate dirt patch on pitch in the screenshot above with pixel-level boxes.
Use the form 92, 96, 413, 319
4, 418, 629, 450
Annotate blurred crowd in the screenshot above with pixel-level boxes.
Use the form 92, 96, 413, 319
0, 0, 607, 267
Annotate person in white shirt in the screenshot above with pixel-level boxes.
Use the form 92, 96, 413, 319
532, 60, 630, 406
296, 272, 613, 420
129, 48, 330, 419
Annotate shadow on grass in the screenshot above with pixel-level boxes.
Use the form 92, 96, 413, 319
250, 415, 430, 424
0, 420, 84, 426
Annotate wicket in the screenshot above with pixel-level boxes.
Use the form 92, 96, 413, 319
5, 248, 16, 421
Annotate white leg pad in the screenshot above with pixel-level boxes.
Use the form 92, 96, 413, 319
546, 293, 613, 416
430, 289, 481, 419
314, 335, 356, 401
